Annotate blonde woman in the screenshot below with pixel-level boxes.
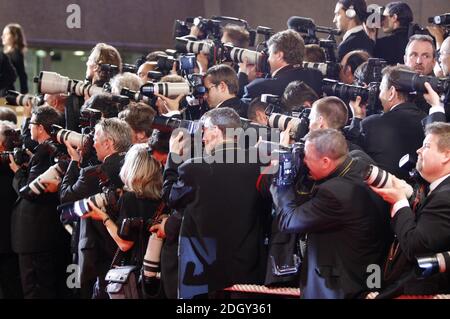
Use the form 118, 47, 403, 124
84, 143, 162, 255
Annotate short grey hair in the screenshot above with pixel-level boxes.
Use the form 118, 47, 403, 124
425, 122, 450, 152
305, 128, 348, 160
110, 72, 142, 95
95, 118, 132, 153
405, 34, 436, 57
200, 107, 242, 136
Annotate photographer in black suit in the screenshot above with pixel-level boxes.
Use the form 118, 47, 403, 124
370, 122, 450, 297
0, 121, 22, 298
58, 118, 132, 298
373, 2, 413, 65
271, 129, 390, 298
333, 0, 374, 62
164, 107, 272, 298
10, 106, 70, 298
241, 29, 323, 102
359, 65, 426, 181
203, 64, 249, 118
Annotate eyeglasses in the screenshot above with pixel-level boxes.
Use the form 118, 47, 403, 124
205, 84, 218, 93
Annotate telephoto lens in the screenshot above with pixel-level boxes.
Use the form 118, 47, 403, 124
364, 164, 413, 198
19, 163, 66, 197
416, 251, 450, 278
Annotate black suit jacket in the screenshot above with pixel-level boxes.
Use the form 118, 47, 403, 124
337, 30, 375, 62
0, 163, 17, 253
11, 140, 68, 253
361, 102, 426, 180
164, 143, 272, 298
218, 96, 248, 118
242, 64, 323, 103
390, 176, 450, 295
271, 157, 390, 299
374, 28, 409, 66
6, 49, 28, 94
59, 152, 125, 284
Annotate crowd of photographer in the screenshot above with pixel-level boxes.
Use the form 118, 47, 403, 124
1, 0, 450, 299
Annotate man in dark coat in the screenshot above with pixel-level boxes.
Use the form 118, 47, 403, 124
164, 107, 272, 299
373, 2, 413, 65
270, 129, 390, 298
333, 0, 374, 62
241, 29, 323, 103
371, 122, 450, 297
203, 64, 249, 118
360, 65, 426, 181
58, 118, 132, 298
10, 106, 70, 298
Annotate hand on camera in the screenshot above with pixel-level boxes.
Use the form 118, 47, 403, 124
280, 122, 295, 147
169, 131, 188, 156
196, 52, 209, 74
23, 100, 33, 118
349, 96, 366, 119
423, 82, 442, 108
82, 199, 107, 221
8, 154, 20, 173
369, 176, 407, 206
64, 140, 81, 162
238, 57, 257, 82
155, 93, 185, 113
149, 216, 168, 239
40, 178, 60, 193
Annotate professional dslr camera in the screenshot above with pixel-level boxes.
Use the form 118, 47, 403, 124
51, 124, 95, 161
322, 79, 381, 114
302, 61, 341, 80
0, 129, 30, 166
58, 186, 121, 224
120, 87, 153, 105
390, 69, 450, 99
272, 142, 306, 187
140, 74, 206, 99
5, 90, 44, 107
151, 116, 201, 135
263, 94, 310, 142
175, 37, 270, 74
173, 16, 222, 40
119, 217, 145, 242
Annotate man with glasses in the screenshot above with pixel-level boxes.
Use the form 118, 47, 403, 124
203, 64, 249, 118
374, 2, 413, 65
9, 106, 70, 298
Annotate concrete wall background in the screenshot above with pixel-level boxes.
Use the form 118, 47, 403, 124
0, 0, 448, 51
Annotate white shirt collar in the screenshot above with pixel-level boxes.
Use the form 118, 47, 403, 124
429, 173, 450, 195
343, 25, 364, 42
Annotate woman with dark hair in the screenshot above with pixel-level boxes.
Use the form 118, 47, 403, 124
2, 23, 28, 93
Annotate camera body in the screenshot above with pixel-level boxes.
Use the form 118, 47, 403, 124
273, 142, 305, 187
0, 129, 30, 166
303, 62, 340, 80
267, 109, 310, 142
0, 148, 30, 166
119, 217, 144, 241
152, 116, 201, 135
322, 79, 381, 114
